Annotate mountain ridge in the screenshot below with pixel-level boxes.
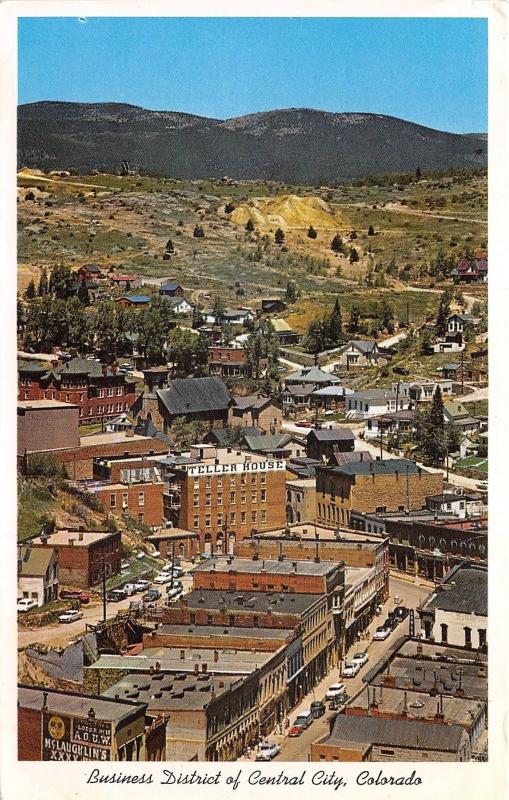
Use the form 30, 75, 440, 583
18, 102, 488, 183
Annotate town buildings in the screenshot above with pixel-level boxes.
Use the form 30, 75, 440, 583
141, 376, 231, 433
17, 545, 59, 606
229, 394, 282, 433
30, 528, 121, 588
18, 399, 80, 457
18, 358, 137, 423
306, 427, 355, 461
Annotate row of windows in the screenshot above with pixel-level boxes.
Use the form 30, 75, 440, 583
416, 535, 486, 557
317, 503, 349, 524
193, 474, 267, 490
193, 509, 267, 528
110, 491, 145, 508
193, 490, 267, 507
79, 402, 129, 417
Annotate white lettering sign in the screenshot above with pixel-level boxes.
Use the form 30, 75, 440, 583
186, 460, 285, 477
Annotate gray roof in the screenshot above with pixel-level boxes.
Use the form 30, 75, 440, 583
101, 672, 241, 711
283, 384, 316, 396
18, 685, 146, 723
243, 433, 292, 452
233, 394, 273, 411
182, 588, 323, 615
155, 624, 294, 641
206, 427, 260, 445
350, 388, 397, 400
325, 457, 422, 478
308, 427, 354, 442
52, 357, 124, 379
326, 713, 466, 753
424, 564, 487, 616
341, 339, 378, 354
286, 366, 340, 384
157, 377, 231, 415
193, 556, 339, 577
312, 385, 352, 396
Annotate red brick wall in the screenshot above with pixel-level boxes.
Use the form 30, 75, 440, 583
162, 605, 301, 629
142, 629, 291, 651
192, 569, 328, 595
95, 483, 165, 527
18, 706, 42, 760
18, 374, 137, 423
49, 437, 168, 480
32, 531, 121, 588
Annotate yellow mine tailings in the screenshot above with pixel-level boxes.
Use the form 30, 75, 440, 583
230, 194, 341, 230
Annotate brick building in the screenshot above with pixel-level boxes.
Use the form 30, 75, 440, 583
163, 444, 286, 553
18, 685, 166, 761
146, 528, 200, 560
139, 376, 231, 434
285, 478, 317, 523
208, 345, 251, 377
307, 427, 355, 461
18, 400, 80, 457
92, 479, 165, 528
316, 458, 443, 527
229, 395, 282, 433
18, 358, 137, 423
30, 528, 121, 588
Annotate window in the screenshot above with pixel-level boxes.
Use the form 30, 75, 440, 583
440, 623, 448, 643
107, 387, 114, 397
229, 512, 235, 524
261, 510, 267, 523
241, 492, 247, 504
138, 513, 144, 524
122, 492, 128, 508
241, 511, 247, 525
217, 493, 223, 506
207, 614, 213, 625
98, 388, 104, 398
205, 476, 212, 488
229, 614, 235, 626
251, 511, 257, 523
138, 492, 145, 507
252, 491, 257, 503
88, 407, 93, 416
261, 489, 267, 502
479, 629, 487, 649
217, 514, 223, 529
205, 515, 211, 528
230, 477, 236, 488
380, 749, 395, 756
464, 626, 472, 648
194, 494, 200, 508
205, 493, 211, 507
117, 386, 123, 396
110, 494, 116, 508
193, 516, 199, 529
230, 492, 236, 504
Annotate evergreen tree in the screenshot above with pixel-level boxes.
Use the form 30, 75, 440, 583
307, 225, 317, 239
330, 233, 344, 254
193, 225, 205, 238
165, 238, 175, 254
245, 218, 255, 232
212, 296, 225, 324
328, 297, 342, 344
416, 167, 422, 179
38, 267, 48, 296
435, 289, 452, 335
274, 228, 285, 245
24, 279, 37, 301
77, 279, 90, 306
348, 304, 361, 333
349, 247, 359, 263
224, 203, 235, 214
285, 281, 298, 303
368, 225, 375, 236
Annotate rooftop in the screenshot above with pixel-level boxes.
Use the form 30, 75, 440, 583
31, 529, 117, 547
323, 712, 466, 753
308, 427, 354, 441
286, 366, 340, 384
157, 377, 231, 416
422, 564, 487, 617
154, 624, 294, 642
351, 685, 485, 727
18, 399, 79, 411
192, 556, 341, 577
18, 685, 145, 723
18, 546, 55, 576
324, 457, 423, 478
101, 671, 242, 711
180, 588, 324, 615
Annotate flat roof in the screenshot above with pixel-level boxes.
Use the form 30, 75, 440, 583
90, 645, 277, 676
155, 624, 294, 641
255, 523, 385, 545
18, 685, 145, 723
323, 713, 465, 753
101, 672, 242, 711
18, 399, 79, 410
31, 529, 116, 547
80, 432, 152, 446
345, 567, 373, 588
192, 556, 340, 577
182, 588, 323, 615
351, 685, 485, 726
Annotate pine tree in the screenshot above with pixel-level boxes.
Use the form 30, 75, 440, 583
77, 280, 90, 306
328, 297, 342, 344
245, 218, 255, 232
349, 247, 359, 263
435, 289, 452, 335
348, 305, 361, 333
285, 281, 298, 303
193, 225, 205, 238
368, 225, 375, 236
330, 233, 344, 254
307, 225, 317, 239
274, 228, 285, 245
38, 267, 48, 296
24, 279, 37, 301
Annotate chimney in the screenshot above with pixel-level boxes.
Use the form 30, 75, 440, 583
42, 691, 48, 710
78, 532, 84, 542
214, 650, 219, 663
155, 661, 161, 673
180, 650, 185, 660
402, 691, 408, 718
68, 538, 75, 547
202, 663, 208, 673
101, 364, 108, 376
88, 707, 96, 719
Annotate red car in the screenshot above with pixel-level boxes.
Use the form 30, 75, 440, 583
60, 590, 90, 604
288, 725, 303, 737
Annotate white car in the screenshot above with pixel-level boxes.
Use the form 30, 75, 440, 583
154, 573, 172, 584
342, 661, 361, 678
58, 609, 84, 624
17, 598, 38, 613
166, 587, 182, 600
325, 682, 346, 700
352, 651, 369, 667
373, 627, 391, 641
123, 583, 138, 596
133, 579, 150, 591
137, 552, 146, 560
256, 742, 281, 761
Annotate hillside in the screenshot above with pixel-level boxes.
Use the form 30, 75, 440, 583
18, 103, 487, 184
230, 194, 341, 230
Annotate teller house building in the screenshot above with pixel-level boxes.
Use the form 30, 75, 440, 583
160, 444, 286, 553
316, 457, 443, 527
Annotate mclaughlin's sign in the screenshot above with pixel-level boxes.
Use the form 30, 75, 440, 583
42, 712, 111, 761
186, 459, 286, 477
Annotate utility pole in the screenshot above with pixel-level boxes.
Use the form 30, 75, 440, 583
379, 427, 383, 461
102, 555, 107, 623
406, 464, 410, 512
170, 541, 175, 589
406, 300, 410, 328
460, 348, 465, 394
395, 381, 400, 450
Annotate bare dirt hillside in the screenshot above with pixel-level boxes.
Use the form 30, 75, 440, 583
230, 194, 341, 231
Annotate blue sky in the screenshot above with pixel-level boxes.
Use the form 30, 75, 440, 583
18, 17, 487, 132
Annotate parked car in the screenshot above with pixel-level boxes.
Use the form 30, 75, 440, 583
17, 598, 38, 613
59, 590, 90, 604
121, 560, 130, 571
394, 606, 409, 621
288, 725, 303, 738
143, 588, 161, 602
373, 626, 391, 641
325, 683, 346, 701
393, 365, 410, 376
166, 580, 183, 592
342, 661, 361, 678
154, 573, 172, 584
294, 709, 313, 729
122, 583, 138, 596
328, 694, 348, 710
310, 701, 326, 718
129, 599, 144, 612
133, 579, 150, 591
58, 609, 84, 624
136, 551, 146, 560
166, 587, 182, 600
106, 589, 126, 602
255, 742, 281, 761
352, 651, 369, 667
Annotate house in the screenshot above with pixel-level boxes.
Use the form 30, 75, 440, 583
431, 333, 465, 354
364, 408, 415, 440
450, 257, 488, 284
419, 563, 487, 651
281, 384, 315, 414
310, 384, 354, 411
335, 340, 391, 369
229, 395, 282, 433
440, 362, 487, 384
261, 298, 286, 314
159, 282, 184, 297
115, 294, 151, 308
221, 307, 255, 326
346, 389, 409, 420
163, 296, 192, 314
426, 493, 467, 519
109, 274, 141, 290
31, 529, 122, 588
268, 318, 301, 345
443, 400, 481, 436
77, 263, 104, 282
307, 427, 355, 461
18, 358, 137, 424
71, 278, 100, 300
285, 366, 340, 387
208, 345, 252, 378
393, 379, 453, 403
447, 313, 481, 335
149, 376, 232, 433
17, 545, 59, 607
242, 432, 306, 459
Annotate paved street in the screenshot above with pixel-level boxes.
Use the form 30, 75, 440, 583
244, 575, 432, 762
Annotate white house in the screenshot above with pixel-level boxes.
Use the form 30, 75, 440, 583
447, 313, 481, 335
163, 296, 193, 315
17, 545, 59, 607
419, 563, 487, 651
346, 389, 410, 420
